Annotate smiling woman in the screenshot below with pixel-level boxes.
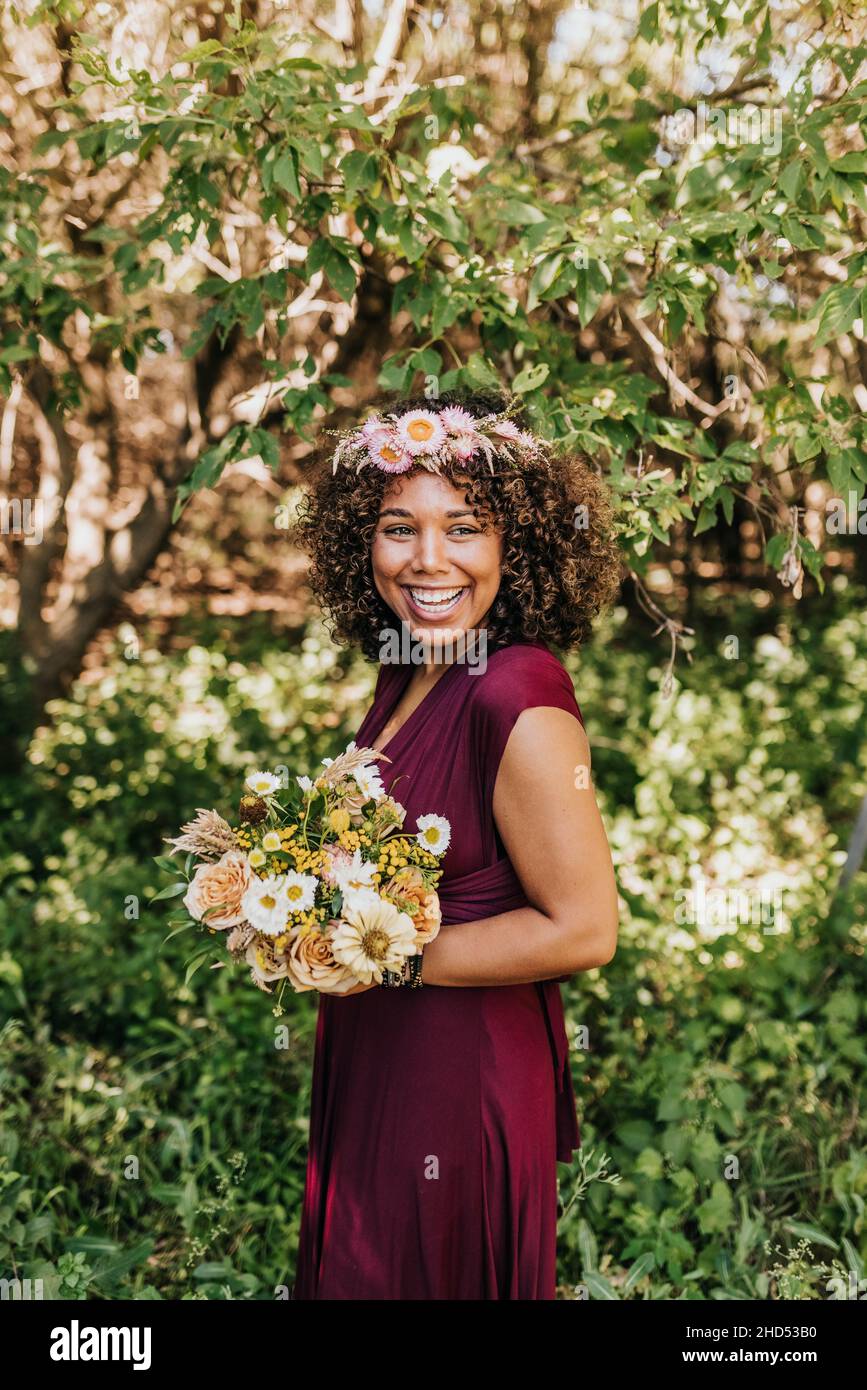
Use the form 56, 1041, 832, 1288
291, 389, 621, 1300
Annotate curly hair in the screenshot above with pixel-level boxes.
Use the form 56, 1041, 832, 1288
294, 387, 622, 660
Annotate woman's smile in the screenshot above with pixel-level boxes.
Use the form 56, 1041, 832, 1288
399, 584, 471, 622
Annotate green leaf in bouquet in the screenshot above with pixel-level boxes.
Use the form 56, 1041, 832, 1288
152, 854, 181, 873
162, 919, 198, 944
184, 945, 221, 986
150, 881, 189, 901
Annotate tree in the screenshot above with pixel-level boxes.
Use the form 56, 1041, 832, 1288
1, 0, 865, 750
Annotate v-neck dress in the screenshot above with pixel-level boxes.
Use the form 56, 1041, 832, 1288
291, 638, 584, 1300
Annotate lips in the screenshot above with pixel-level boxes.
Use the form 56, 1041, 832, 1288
401, 585, 468, 619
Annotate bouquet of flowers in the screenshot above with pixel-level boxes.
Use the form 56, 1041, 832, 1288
154, 743, 450, 1000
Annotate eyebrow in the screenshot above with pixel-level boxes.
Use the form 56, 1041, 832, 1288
378, 508, 476, 518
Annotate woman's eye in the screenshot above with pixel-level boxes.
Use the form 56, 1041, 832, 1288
450, 526, 479, 536
383, 525, 414, 536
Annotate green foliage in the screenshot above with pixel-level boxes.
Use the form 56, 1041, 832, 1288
5, 4, 866, 579
1, 592, 865, 1298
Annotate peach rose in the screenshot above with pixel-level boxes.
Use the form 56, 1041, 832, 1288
383, 867, 441, 948
183, 850, 251, 929
287, 923, 358, 995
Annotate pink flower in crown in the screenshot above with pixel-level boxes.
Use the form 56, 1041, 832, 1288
488, 418, 521, 442
452, 433, 481, 461
366, 428, 413, 473
439, 405, 479, 436
360, 415, 387, 442
395, 408, 447, 455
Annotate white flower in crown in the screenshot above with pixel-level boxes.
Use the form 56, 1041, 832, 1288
415, 814, 451, 856
245, 770, 281, 797
395, 408, 447, 455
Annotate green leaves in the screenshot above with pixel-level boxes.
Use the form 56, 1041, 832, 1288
305, 236, 361, 303
526, 252, 565, 313
638, 3, 660, 43
259, 142, 300, 198
339, 149, 380, 199
5, 6, 864, 597
511, 362, 549, 393
172, 423, 283, 521
811, 281, 862, 348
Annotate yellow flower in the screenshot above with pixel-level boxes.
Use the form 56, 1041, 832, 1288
329, 808, 351, 834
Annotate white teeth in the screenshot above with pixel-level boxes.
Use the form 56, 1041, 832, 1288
408, 586, 465, 608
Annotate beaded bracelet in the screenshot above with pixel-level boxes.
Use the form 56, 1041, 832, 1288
380, 951, 424, 988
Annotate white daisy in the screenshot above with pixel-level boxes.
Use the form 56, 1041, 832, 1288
245, 770, 281, 797
261, 830, 282, 853
241, 875, 291, 936
354, 761, 386, 802
416, 814, 451, 856
331, 891, 418, 985
296, 775, 314, 793
247, 848, 266, 869
333, 848, 378, 896
283, 871, 319, 913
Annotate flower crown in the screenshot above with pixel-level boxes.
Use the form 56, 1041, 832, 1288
327, 403, 546, 477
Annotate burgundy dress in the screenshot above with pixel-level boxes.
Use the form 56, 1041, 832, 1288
291, 639, 584, 1300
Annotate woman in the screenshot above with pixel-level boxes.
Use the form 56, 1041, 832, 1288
291, 388, 620, 1300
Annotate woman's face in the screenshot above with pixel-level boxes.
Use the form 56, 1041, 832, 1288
371, 470, 502, 643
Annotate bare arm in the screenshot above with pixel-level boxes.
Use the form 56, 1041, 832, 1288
419, 706, 619, 987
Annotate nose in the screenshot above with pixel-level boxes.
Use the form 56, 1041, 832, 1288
408, 525, 452, 575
